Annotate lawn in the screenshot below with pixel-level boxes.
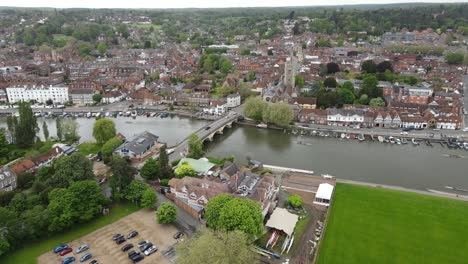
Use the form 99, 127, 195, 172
1, 203, 140, 264
77, 142, 101, 155
316, 183, 468, 264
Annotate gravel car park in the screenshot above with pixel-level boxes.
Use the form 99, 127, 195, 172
38, 210, 180, 264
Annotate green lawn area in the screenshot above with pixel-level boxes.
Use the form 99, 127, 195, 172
1, 203, 140, 264
132, 24, 162, 29
316, 183, 468, 264
77, 142, 101, 155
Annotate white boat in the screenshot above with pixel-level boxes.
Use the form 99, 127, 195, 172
95, 112, 101, 118
395, 138, 401, 145
411, 138, 420, 145
321, 174, 335, 179
389, 136, 395, 144
377, 136, 384, 143
86, 112, 92, 118
91, 112, 96, 117
105, 112, 110, 117
340, 133, 346, 139
401, 138, 408, 144
118, 112, 123, 116
34, 112, 41, 117
255, 123, 267, 128
150, 112, 157, 117
131, 111, 137, 118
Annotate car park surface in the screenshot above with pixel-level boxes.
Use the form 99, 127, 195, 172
38, 210, 179, 264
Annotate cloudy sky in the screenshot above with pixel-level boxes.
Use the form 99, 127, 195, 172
1, 0, 465, 9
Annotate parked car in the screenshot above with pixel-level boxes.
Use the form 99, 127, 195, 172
54, 245, 69, 253
400, 131, 408, 135
137, 240, 149, 250
144, 245, 157, 256
128, 250, 139, 258
112, 234, 123, 241
59, 248, 73, 256
62, 256, 76, 264
76, 245, 89, 254
140, 242, 153, 252
122, 244, 134, 252
116, 236, 126, 244
127, 230, 138, 239
89, 260, 98, 264
173, 232, 184, 239
463, 128, 468, 132
80, 253, 92, 262
132, 254, 144, 262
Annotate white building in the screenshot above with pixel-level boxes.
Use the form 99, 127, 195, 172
226, 94, 241, 109
203, 102, 227, 115
327, 109, 364, 126
6, 85, 69, 104
314, 183, 334, 206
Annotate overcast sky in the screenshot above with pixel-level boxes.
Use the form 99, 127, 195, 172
1, 0, 466, 9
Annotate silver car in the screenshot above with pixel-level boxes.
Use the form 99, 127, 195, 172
76, 244, 89, 254
144, 245, 157, 256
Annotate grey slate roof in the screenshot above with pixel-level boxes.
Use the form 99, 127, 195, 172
116, 131, 159, 155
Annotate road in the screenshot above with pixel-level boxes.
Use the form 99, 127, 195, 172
293, 122, 468, 140
168, 111, 239, 162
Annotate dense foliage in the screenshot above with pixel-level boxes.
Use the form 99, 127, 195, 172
156, 202, 177, 224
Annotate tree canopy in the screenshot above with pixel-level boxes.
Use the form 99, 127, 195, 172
140, 158, 161, 180
14, 102, 37, 148
175, 162, 197, 178
177, 229, 257, 264
93, 119, 116, 144
244, 97, 267, 122
50, 153, 95, 188
205, 195, 263, 239
263, 103, 294, 127
287, 194, 303, 208
187, 134, 204, 159
156, 202, 177, 224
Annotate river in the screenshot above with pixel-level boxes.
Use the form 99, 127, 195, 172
205, 124, 468, 191
0, 115, 208, 146
2, 117, 467, 191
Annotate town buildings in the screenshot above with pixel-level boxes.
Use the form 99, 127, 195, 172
6, 85, 69, 104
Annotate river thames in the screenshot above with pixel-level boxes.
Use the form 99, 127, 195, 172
2, 116, 467, 191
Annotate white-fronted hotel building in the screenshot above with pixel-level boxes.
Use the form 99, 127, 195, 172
6, 85, 69, 104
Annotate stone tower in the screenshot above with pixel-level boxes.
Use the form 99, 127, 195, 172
284, 55, 296, 89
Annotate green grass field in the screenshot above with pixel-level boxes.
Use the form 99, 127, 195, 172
1, 203, 140, 264
316, 184, 468, 264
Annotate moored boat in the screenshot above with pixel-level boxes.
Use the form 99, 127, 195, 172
401, 138, 408, 144
256, 123, 268, 128
377, 136, 384, 143
411, 138, 420, 145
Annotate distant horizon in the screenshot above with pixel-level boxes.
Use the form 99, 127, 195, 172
0, 0, 466, 9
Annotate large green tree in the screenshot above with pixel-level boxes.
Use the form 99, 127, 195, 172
42, 121, 49, 140
141, 188, 158, 209
101, 137, 123, 163
177, 229, 257, 264
109, 155, 135, 200
14, 102, 37, 148
244, 97, 267, 122
158, 145, 174, 179
205, 194, 233, 229
175, 162, 197, 178
445, 52, 464, 65
187, 134, 204, 159
156, 202, 177, 224
56, 116, 63, 141
124, 180, 148, 204
93, 119, 116, 144
361, 60, 377, 73
205, 195, 263, 239
140, 158, 160, 180
50, 153, 95, 188
263, 103, 294, 127
61, 118, 80, 142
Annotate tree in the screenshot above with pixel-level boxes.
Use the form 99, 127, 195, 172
369, 97, 386, 107
158, 145, 174, 179
16, 172, 35, 190
20, 205, 49, 240
50, 153, 95, 188
76, 42, 93, 57
326, 62, 340, 74
337, 88, 356, 104
287, 194, 303, 208
97, 42, 107, 55
361, 60, 377, 73
377, 61, 393, 73
141, 158, 160, 180
92, 93, 102, 103
6, 116, 15, 140
42, 121, 49, 140
47, 188, 76, 232
342, 81, 354, 92
101, 137, 123, 163
295, 75, 305, 89
141, 188, 158, 209
219, 57, 233, 74
175, 162, 197, 178
263, 103, 294, 127
156, 202, 177, 224
358, 94, 369, 105
244, 97, 267, 122
56, 116, 63, 141
109, 155, 135, 200
93, 119, 116, 144
177, 229, 257, 264
61, 118, 80, 142
205, 194, 233, 229
14, 102, 37, 148
445, 52, 464, 65
324, 77, 337, 88
205, 195, 263, 239
361, 76, 381, 98
0, 130, 8, 160
187, 134, 204, 159
240, 49, 251, 56
124, 180, 148, 204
